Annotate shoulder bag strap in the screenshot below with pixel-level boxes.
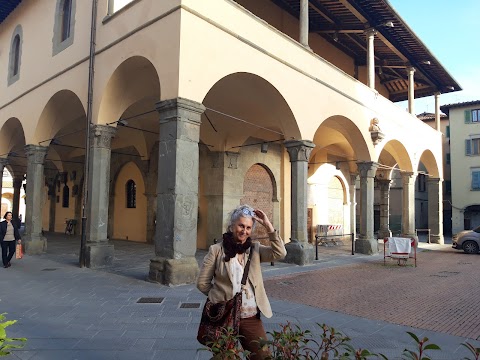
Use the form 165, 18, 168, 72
241, 244, 254, 286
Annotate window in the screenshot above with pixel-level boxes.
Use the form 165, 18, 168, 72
8, 25, 23, 85
446, 125, 450, 138
61, 0, 72, 42
466, 138, 480, 156
465, 109, 480, 123
108, 0, 136, 15
472, 169, 480, 190
62, 185, 70, 208
126, 180, 136, 208
446, 153, 450, 165
12, 36, 20, 76
52, 0, 76, 55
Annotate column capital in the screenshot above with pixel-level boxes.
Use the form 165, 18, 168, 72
0, 157, 8, 167
356, 161, 378, 178
401, 171, 416, 186
91, 124, 117, 149
407, 66, 416, 73
284, 140, 315, 162
434, 91, 441, 97
24, 145, 48, 165
427, 177, 442, 184
156, 97, 205, 126
364, 28, 377, 37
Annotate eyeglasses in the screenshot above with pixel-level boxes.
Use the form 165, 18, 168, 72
242, 208, 255, 217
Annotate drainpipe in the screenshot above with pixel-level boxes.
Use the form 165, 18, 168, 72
80, 0, 98, 267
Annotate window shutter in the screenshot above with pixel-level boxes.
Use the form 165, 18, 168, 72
446, 125, 450, 138
465, 110, 472, 123
446, 153, 450, 164
466, 139, 472, 155
472, 171, 480, 190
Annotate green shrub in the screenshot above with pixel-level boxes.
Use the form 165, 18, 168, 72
199, 322, 479, 360
0, 313, 26, 356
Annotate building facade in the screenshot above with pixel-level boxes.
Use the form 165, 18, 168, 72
0, 0, 460, 285
441, 101, 480, 234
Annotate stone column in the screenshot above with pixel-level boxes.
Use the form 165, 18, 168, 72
377, 177, 392, 239
283, 140, 315, 265
12, 176, 23, 223
0, 158, 7, 206
434, 92, 441, 131
149, 98, 205, 286
365, 28, 377, 89
145, 192, 157, 244
356, 161, 378, 254
23, 145, 48, 254
85, 125, 117, 268
349, 174, 357, 241
428, 177, 444, 244
401, 172, 416, 237
408, 66, 416, 115
299, 0, 309, 47
204, 151, 243, 244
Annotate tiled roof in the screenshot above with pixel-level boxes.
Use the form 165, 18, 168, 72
0, 0, 22, 24
416, 112, 447, 121
440, 100, 480, 116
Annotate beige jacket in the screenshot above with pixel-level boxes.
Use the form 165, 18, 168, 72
196, 231, 286, 318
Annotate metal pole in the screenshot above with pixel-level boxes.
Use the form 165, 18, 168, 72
80, 0, 98, 267
315, 236, 318, 260
351, 233, 354, 255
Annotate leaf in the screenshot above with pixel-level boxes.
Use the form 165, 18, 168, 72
406, 332, 420, 343
423, 344, 441, 351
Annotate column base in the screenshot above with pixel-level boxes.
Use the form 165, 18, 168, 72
148, 256, 199, 286
355, 238, 378, 255
283, 241, 314, 266
24, 234, 47, 255
430, 234, 444, 245
377, 229, 392, 239
86, 243, 114, 268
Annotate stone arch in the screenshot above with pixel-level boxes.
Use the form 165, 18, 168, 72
377, 140, 413, 172
417, 149, 440, 178
311, 115, 372, 173
0, 117, 26, 156
200, 72, 301, 150
97, 56, 161, 126
112, 161, 147, 242
32, 89, 86, 145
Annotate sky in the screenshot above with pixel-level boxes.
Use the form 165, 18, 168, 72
388, 0, 480, 114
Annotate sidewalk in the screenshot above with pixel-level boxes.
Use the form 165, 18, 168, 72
1, 234, 477, 359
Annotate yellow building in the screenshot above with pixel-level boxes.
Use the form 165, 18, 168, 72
0, 0, 460, 285
441, 101, 480, 234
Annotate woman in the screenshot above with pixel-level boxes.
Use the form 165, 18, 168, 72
197, 205, 287, 359
0, 212, 22, 268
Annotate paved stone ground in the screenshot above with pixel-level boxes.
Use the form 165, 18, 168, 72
0, 233, 478, 359
265, 246, 480, 340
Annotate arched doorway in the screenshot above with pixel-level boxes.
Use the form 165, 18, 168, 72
240, 164, 275, 244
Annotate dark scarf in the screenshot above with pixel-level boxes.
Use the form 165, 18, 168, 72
222, 232, 252, 262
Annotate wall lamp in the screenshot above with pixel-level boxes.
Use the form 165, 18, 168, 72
261, 143, 268, 153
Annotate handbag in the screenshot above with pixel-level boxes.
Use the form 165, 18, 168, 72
15, 240, 23, 259
197, 245, 253, 346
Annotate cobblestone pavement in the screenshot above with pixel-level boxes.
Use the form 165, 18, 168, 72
265, 246, 480, 340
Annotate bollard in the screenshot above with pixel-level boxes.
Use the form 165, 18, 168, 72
351, 233, 354, 255
315, 236, 319, 260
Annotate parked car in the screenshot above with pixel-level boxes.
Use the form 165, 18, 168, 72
452, 225, 480, 254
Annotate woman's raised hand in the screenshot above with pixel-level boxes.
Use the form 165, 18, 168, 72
253, 209, 274, 233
